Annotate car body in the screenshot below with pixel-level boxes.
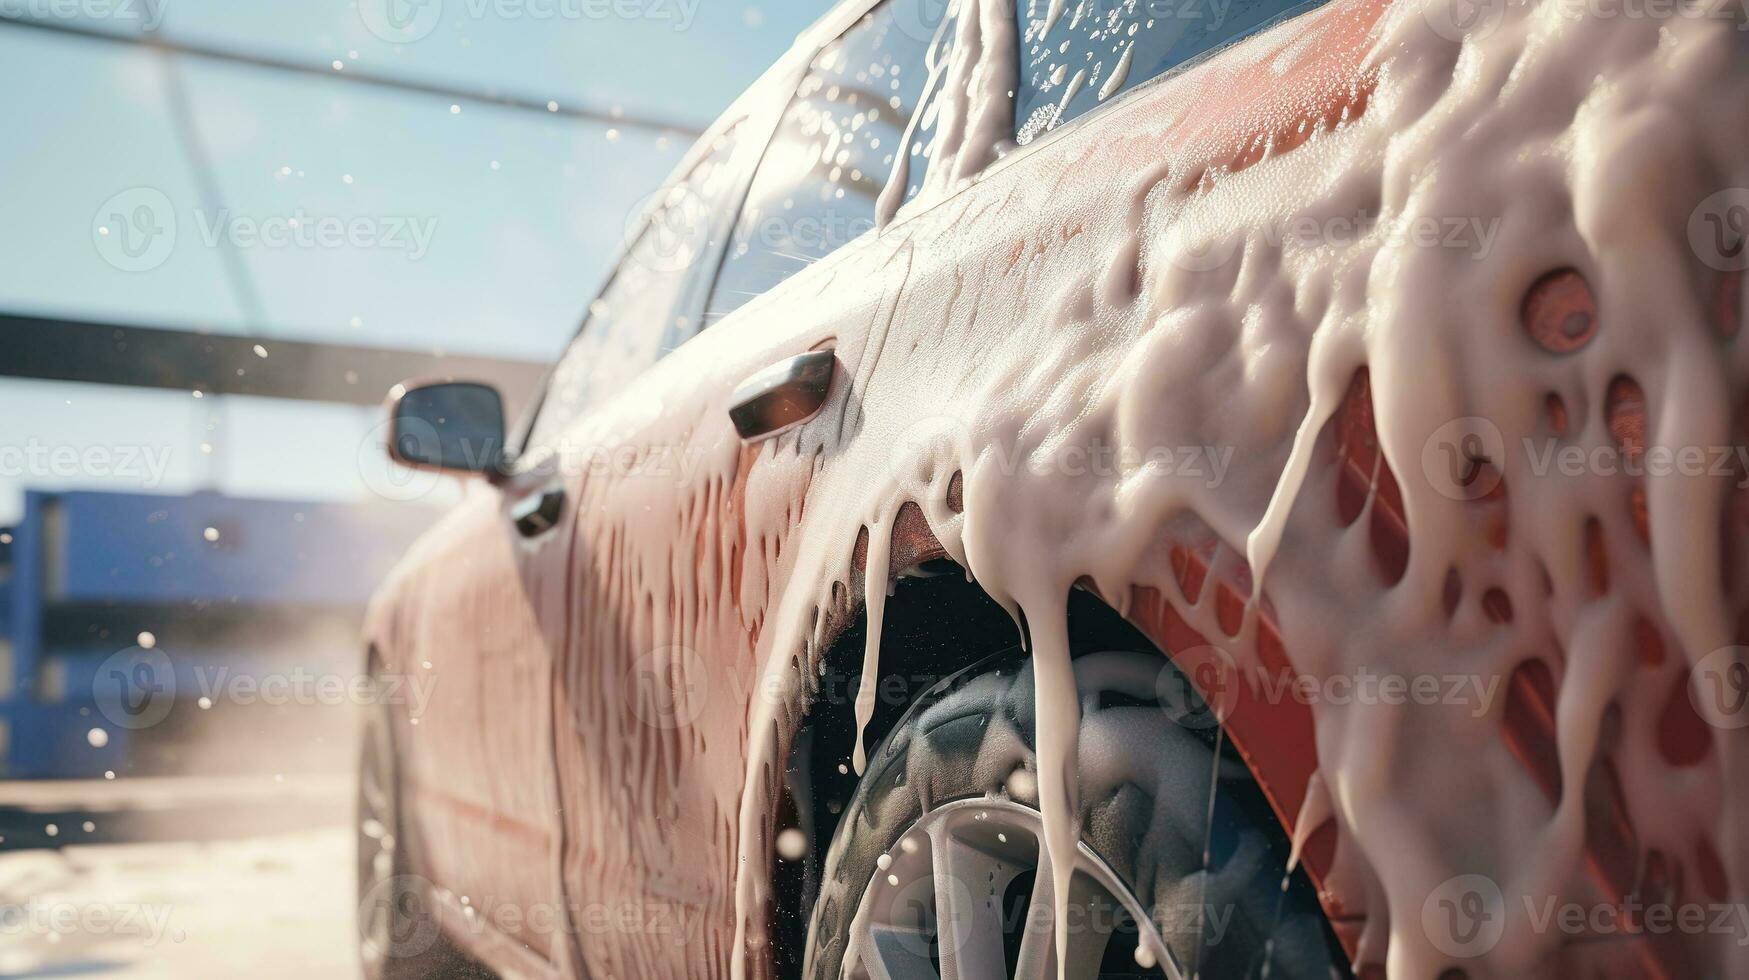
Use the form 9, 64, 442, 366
358, 0, 1749, 976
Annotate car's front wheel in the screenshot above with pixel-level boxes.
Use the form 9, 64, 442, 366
803, 650, 1347, 980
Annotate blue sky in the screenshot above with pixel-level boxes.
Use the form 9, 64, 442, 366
0, 0, 832, 522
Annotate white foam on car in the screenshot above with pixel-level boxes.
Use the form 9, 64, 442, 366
515, 0, 1749, 974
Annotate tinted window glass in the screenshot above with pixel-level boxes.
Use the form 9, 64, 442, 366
527, 126, 742, 449
1015, 0, 1318, 144
705, 0, 953, 326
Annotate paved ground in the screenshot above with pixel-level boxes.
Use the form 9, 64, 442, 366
0, 771, 361, 980
0, 826, 360, 979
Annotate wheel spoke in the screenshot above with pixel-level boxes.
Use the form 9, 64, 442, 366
861, 923, 941, 980
1012, 844, 1056, 980
1013, 846, 1128, 980
845, 799, 1179, 980
926, 818, 1012, 980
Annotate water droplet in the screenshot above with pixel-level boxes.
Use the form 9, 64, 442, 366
86, 728, 108, 748
775, 827, 808, 861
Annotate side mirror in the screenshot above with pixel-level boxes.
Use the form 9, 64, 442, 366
387, 381, 507, 478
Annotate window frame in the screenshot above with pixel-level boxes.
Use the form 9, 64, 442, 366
510, 0, 900, 463
1010, 0, 1332, 150
698, 0, 961, 327
695, 0, 1333, 323
508, 69, 804, 464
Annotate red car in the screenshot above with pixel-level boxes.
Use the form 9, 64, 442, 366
356, 0, 1749, 976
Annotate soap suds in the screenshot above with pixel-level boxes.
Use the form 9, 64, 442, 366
1099, 41, 1136, 102
398, 0, 1749, 975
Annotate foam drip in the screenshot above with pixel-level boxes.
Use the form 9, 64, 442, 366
472, 0, 1749, 974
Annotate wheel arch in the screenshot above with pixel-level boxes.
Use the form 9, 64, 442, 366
769, 521, 1344, 976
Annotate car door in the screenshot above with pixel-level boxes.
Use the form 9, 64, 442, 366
542, 1, 957, 975
384, 117, 758, 975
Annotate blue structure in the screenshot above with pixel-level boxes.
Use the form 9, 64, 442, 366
0, 489, 437, 778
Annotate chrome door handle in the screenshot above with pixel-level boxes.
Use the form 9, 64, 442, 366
510, 480, 565, 537
728, 349, 837, 442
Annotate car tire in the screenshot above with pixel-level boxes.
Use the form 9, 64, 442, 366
802, 649, 1348, 979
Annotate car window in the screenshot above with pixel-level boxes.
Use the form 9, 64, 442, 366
1014, 0, 1323, 145
703, 0, 954, 326
524, 124, 743, 450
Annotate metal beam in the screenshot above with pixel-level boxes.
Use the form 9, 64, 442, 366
0, 13, 706, 137
0, 313, 547, 409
